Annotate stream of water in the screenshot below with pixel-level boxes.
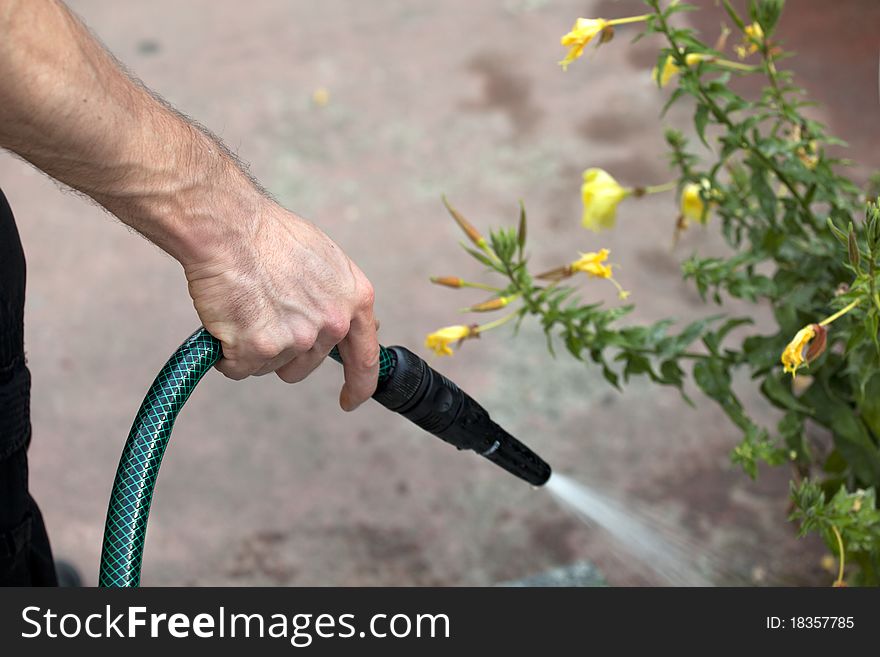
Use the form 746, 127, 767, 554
544, 473, 723, 586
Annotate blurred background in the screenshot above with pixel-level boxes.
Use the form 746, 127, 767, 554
3, 0, 878, 585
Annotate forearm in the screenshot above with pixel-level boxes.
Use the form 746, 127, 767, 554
0, 0, 262, 266
0, 0, 380, 403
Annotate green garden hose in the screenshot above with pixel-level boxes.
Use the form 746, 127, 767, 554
99, 327, 549, 587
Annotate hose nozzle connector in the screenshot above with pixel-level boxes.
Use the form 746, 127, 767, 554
372, 346, 551, 486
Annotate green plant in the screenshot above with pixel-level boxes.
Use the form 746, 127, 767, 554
427, 0, 880, 585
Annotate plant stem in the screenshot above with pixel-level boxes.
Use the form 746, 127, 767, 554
476, 311, 519, 333
461, 281, 503, 292
831, 524, 846, 586
642, 181, 677, 195
713, 59, 759, 73
818, 298, 861, 327
609, 14, 652, 26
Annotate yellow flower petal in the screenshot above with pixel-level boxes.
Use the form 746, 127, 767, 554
581, 168, 629, 231
652, 53, 709, 87
681, 183, 708, 224
425, 325, 472, 356
736, 22, 764, 59
652, 56, 679, 87
570, 248, 613, 278
781, 324, 816, 377
559, 18, 608, 70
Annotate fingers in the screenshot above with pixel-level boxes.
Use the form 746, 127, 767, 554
213, 311, 379, 393
215, 325, 320, 380
335, 303, 380, 412
273, 343, 332, 384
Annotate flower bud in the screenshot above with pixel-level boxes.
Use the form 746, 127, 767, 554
442, 196, 486, 248
464, 296, 514, 312
847, 224, 860, 272
431, 276, 464, 288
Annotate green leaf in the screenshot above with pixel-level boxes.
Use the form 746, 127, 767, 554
826, 217, 849, 244
517, 201, 527, 255
828, 405, 880, 486
702, 317, 752, 355
858, 373, 880, 441
752, 0, 784, 36
720, 0, 747, 30
694, 104, 710, 148
761, 372, 813, 414
461, 244, 495, 268
602, 365, 621, 390
749, 165, 777, 222
693, 358, 731, 400
661, 87, 686, 117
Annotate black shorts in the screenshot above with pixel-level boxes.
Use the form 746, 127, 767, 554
0, 188, 57, 586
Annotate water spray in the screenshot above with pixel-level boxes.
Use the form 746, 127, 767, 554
99, 327, 551, 587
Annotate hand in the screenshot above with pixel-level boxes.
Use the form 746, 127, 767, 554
184, 200, 379, 411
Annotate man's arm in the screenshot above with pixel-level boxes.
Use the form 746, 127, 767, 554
0, 0, 379, 409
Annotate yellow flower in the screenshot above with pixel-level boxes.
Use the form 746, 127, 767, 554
781, 323, 827, 377
559, 18, 609, 70
571, 248, 613, 278
735, 22, 764, 59
425, 325, 473, 356
570, 249, 630, 299
581, 168, 630, 232
652, 53, 709, 87
681, 183, 708, 224
558, 13, 651, 70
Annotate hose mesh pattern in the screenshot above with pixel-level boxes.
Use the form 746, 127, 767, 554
99, 328, 221, 587
100, 329, 394, 587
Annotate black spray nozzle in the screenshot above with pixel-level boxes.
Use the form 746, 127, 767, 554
370, 346, 552, 486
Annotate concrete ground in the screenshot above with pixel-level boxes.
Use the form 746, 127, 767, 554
4, 0, 878, 586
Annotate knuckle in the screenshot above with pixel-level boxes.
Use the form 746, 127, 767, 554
248, 335, 280, 361
323, 313, 350, 342
291, 327, 318, 353
358, 281, 375, 310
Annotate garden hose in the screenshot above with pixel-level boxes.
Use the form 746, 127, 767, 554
99, 327, 551, 587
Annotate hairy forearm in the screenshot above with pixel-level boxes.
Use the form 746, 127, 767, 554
0, 0, 264, 266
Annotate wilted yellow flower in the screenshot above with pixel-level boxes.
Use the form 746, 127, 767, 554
571, 248, 613, 278
558, 12, 650, 70
781, 324, 827, 377
652, 53, 709, 87
559, 18, 609, 70
681, 183, 708, 224
735, 22, 764, 59
581, 168, 630, 232
570, 249, 630, 299
425, 325, 473, 356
